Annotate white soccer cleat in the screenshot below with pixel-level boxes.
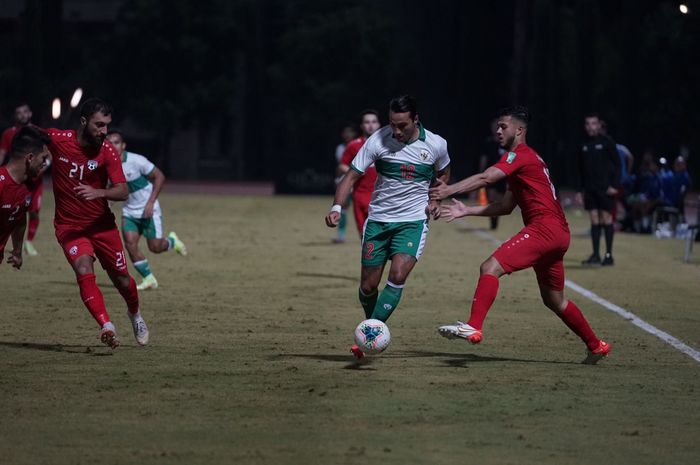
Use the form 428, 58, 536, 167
136, 274, 158, 291
128, 311, 150, 346
23, 240, 38, 257
100, 322, 120, 349
168, 231, 187, 256
437, 321, 483, 344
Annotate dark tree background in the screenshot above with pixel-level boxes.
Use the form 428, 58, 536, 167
0, 0, 697, 192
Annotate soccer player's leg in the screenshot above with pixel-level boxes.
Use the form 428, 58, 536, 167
582, 192, 602, 265
123, 217, 157, 291
56, 228, 118, 348
94, 227, 149, 346
369, 220, 427, 322
148, 213, 187, 256
359, 220, 389, 319
535, 259, 611, 364
23, 182, 43, 257
438, 227, 537, 344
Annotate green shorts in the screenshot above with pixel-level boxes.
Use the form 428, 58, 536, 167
122, 214, 163, 239
361, 219, 429, 267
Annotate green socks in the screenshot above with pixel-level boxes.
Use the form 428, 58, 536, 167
358, 288, 378, 319
370, 282, 404, 322
133, 259, 152, 279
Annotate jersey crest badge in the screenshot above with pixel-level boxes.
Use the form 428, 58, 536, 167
420, 150, 429, 161
87, 160, 99, 171
506, 152, 517, 164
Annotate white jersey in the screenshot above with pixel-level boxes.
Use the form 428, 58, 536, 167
121, 151, 161, 219
351, 124, 450, 222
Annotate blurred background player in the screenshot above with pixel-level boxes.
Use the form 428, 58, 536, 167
107, 129, 187, 291
600, 120, 634, 229
325, 95, 451, 359
48, 98, 148, 348
332, 124, 358, 243
0, 103, 47, 256
337, 109, 381, 236
478, 118, 507, 230
0, 127, 50, 269
430, 106, 611, 364
575, 113, 620, 266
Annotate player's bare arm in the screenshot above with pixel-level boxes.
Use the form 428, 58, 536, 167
430, 166, 506, 200
428, 164, 451, 219
326, 168, 361, 227
441, 190, 516, 223
7, 215, 26, 269
143, 167, 166, 218
74, 181, 128, 201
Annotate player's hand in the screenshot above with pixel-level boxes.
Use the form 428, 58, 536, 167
7, 250, 22, 269
440, 198, 470, 223
143, 202, 154, 219
575, 192, 583, 206
606, 186, 618, 196
427, 199, 441, 220
325, 211, 340, 227
74, 184, 103, 201
429, 179, 452, 201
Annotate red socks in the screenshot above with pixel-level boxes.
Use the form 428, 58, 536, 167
117, 276, 140, 315
559, 300, 599, 350
77, 274, 110, 327
27, 217, 39, 241
467, 274, 500, 330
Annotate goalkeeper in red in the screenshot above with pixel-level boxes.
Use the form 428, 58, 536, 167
49, 98, 148, 348
430, 106, 611, 364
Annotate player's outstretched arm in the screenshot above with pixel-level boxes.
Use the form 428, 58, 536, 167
325, 169, 361, 227
428, 164, 451, 219
430, 166, 506, 200
143, 167, 166, 218
74, 182, 128, 201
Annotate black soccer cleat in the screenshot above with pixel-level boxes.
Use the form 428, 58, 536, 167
581, 254, 601, 266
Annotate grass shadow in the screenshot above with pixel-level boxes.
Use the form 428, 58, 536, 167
0, 340, 113, 356
399, 350, 577, 366
296, 272, 356, 281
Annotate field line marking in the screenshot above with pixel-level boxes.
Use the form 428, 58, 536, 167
456, 222, 700, 364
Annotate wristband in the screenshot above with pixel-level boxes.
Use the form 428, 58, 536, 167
330, 204, 342, 214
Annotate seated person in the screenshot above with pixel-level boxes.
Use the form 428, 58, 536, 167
626, 152, 666, 233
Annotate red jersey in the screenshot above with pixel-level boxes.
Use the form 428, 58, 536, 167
341, 137, 377, 194
0, 166, 33, 249
47, 129, 126, 228
492, 143, 568, 229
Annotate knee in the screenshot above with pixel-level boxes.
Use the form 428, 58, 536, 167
147, 242, 160, 253
360, 282, 378, 295
387, 271, 407, 286
479, 259, 499, 277
113, 274, 131, 290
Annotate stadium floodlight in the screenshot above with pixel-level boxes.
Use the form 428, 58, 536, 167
680, 4, 689, 14
70, 88, 83, 108
52, 98, 61, 119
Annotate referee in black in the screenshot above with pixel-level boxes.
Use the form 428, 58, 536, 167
576, 113, 621, 266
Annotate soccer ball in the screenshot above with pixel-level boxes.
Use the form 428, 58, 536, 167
354, 319, 391, 355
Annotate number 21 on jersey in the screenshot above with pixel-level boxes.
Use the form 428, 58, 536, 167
69, 163, 85, 180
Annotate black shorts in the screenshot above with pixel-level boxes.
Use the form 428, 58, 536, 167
584, 189, 615, 212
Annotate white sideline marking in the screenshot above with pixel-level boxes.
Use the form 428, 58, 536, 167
459, 223, 700, 364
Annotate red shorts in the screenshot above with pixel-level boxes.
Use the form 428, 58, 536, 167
492, 222, 570, 290
55, 223, 128, 275
28, 181, 43, 213
352, 191, 372, 236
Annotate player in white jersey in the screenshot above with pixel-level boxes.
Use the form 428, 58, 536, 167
107, 130, 187, 290
325, 95, 451, 359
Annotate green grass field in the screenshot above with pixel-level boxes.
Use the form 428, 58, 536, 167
1, 192, 699, 465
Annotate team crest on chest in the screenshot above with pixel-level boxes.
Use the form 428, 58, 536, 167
87, 160, 99, 171
420, 150, 429, 161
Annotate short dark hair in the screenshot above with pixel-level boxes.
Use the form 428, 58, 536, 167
106, 128, 125, 139
80, 97, 113, 120
14, 102, 31, 111
359, 108, 380, 123
497, 105, 531, 127
584, 112, 601, 120
389, 95, 417, 119
9, 126, 50, 159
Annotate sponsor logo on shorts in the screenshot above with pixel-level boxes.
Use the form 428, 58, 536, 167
87, 160, 99, 171
69, 246, 78, 255
407, 241, 413, 248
